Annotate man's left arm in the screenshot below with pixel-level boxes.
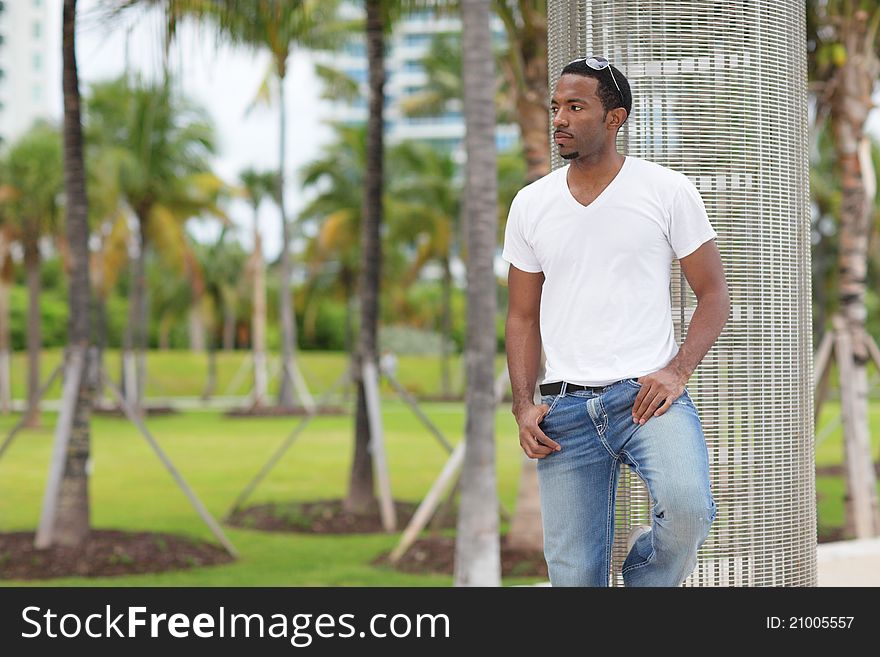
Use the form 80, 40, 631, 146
631, 239, 730, 424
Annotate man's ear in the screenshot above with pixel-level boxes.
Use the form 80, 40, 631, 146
607, 107, 628, 129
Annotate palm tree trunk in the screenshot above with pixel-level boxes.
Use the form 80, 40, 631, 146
125, 214, 148, 412
342, 266, 354, 355
0, 283, 10, 415
121, 255, 134, 396
496, 0, 550, 184
93, 291, 108, 406
440, 256, 453, 397
345, 0, 384, 514
0, 235, 11, 414
188, 306, 205, 351
517, 59, 550, 184
53, 0, 93, 547
276, 67, 298, 409
454, 0, 501, 587
23, 233, 42, 428
496, 1, 551, 551
222, 305, 235, 350
252, 224, 268, 406
829, 10, 880, 537
158, 315, 171, 350
202, 343, 217, 401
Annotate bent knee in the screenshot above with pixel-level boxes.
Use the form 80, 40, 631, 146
654, 496, 715, 540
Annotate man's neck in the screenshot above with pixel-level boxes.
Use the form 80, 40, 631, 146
567, 150, 626, 185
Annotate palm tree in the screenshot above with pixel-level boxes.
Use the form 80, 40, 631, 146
1, 123, 63, 428
86, 143, 130, 374
298, 124, 366, 355
197, 230, 248, 398
148, 255, 192, 349
0, 211, 14, 414
454, 0, 501, 587
48, 0, 94, 547
808, 0, 880, 536
240, 168, 277, 406
298, 127, 439, 352
400, 1, 549, 184
345, 0, 390, 514
397, 21, 548, 552
85, 76, 219, 412
159, 0, 344, 408
387, 140, 461, 396
492, 0, 549, 184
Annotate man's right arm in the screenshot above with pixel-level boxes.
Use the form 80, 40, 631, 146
506, 265, 560, 458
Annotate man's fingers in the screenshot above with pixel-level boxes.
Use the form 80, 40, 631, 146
632, 389, 645, 420
634, 390, 665, 424
520, 424, 560, 458
521, 437, 553, 459
534, 432, 561, 452
653, 396, 673, 417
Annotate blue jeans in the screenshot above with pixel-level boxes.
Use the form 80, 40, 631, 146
536, 378, 716, 587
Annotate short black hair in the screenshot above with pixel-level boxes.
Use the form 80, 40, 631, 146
560, 59, 632, 125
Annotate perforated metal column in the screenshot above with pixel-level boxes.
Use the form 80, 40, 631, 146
547, 0, 816, 586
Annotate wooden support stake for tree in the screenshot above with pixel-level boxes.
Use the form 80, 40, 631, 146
863, 331, 880, 377
226, 410, 317, 517
223, 354, 252, 397
226, 369, 349, 517
382, 370, 453, 453
291, 360, 317, 413
494, 366, 510, 403
0, 362, 64, 462
251, 351, 268, 407
388, 364, 515, 561
813, 330, 835, 427
103, 368, 238, 558
34, 349, 84, 549
833, 317, 879, 538
429, 470, 462, 533
390, 441, 465, 563
813, 330, 834, 391
0, 351, 11, 414
123, 349, 138, 410
363, 359, 395, 532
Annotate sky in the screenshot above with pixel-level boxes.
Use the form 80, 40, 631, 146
46, 0, 334, 260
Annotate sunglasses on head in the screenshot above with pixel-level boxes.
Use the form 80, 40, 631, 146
568, 55, 623, 106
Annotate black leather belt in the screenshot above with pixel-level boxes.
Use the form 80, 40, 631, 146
539, 380, 622, 396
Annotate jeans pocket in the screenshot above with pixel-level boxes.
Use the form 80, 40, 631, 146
624, 377, 642, 388
540, 394, 563, 421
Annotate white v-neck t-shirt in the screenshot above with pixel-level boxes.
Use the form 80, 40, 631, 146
502, 156, 718, 386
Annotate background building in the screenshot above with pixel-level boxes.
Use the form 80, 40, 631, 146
0, 0, 54, 149
322, 3, 519, 159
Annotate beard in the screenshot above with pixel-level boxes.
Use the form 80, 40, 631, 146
560, 150, 580, 160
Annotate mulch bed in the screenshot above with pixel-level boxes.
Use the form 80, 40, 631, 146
0, 530, 234, 580
226, 499, 456, 534
92, 403, 177, 417
225, 405, 348, 417
414, 394, 466, 403
818, 527, 846, 543
373, 535, 548, 579
816, 462, 880, 477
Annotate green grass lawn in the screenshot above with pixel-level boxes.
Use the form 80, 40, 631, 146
3, 349, 509, 401
1, 350, 878, 586
0, 400, 535, 587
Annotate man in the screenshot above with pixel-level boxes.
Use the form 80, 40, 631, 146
503, 56, 730, 587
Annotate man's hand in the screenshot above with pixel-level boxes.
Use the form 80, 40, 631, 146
513, 403, 561, 459
632, 365, 690, 425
